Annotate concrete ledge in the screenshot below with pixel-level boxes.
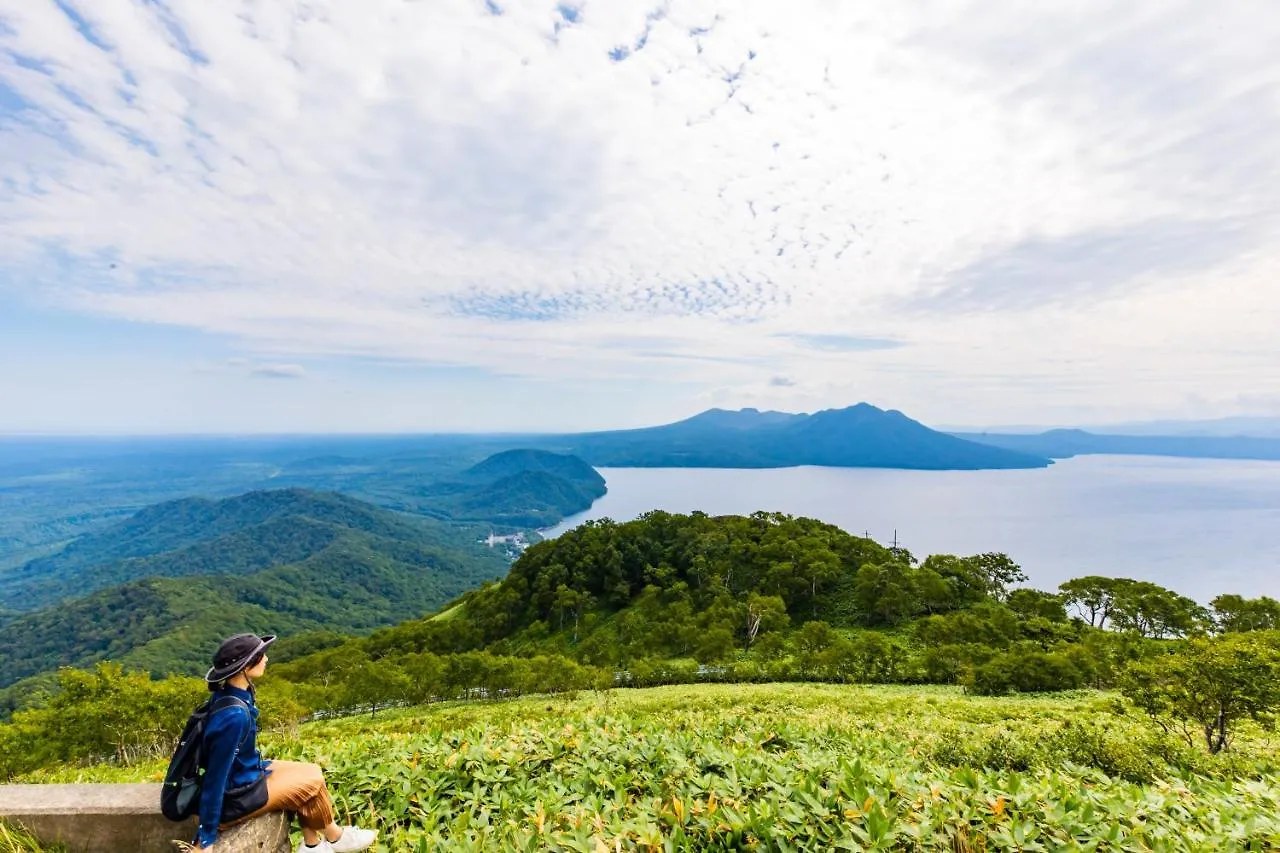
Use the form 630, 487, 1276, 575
0, 784, 289, 853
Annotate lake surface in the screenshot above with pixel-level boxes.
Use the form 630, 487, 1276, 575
546, 456, 1280, 602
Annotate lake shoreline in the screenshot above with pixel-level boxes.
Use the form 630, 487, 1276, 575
546, 456, 1280, 603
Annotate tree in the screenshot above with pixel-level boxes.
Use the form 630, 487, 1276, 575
794, 542, 842, 619
1060, 577, 1207, 637
752, 631, 786, 662
0, 664, 202, 778
694, 626, 736, 664
344, 660, 410, 716
912, 566, 952, 615
918, 555, 983, 609
847, 632, 905, 683
919, 553, 1025, 608
1058, 576, 1123, 628
552, 584, 593, 641
1006, 589, 1068, 622
796, 621, 835, 654
852, 562, 920, 626
816, 638, 859, 683
1122, 632, 1280, 753
743, 593, 789, 651
1212, 594, 1280, 633
967, 647, 1085, 695
968, 553, 1028, 600
1110, 581, 1208, 638
401, 652, 444, 703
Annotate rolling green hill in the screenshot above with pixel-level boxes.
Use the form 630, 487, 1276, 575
0, 490, 509, 689
454, 469, 604, 526
0, 530, 503, 687
462, 448, 604, 484
407, 450, 608, 526
0, 488, 493, 613
0, 441, 603, 572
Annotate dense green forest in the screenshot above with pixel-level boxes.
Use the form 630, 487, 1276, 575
0, 490, 510, 701
404, 450, 605, 526
274, 511, 1277, 702
0, 448, 605, 688
0, 488, 509, 612
0, 488, 492, 610
0, 531, 504, 689
0, 442, 602, 571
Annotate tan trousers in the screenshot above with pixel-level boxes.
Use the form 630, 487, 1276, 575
228, 759, 336, 832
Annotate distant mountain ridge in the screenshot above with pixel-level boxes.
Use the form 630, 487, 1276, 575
946, 416, 1280, 439
542, 403, 1050, 470
954, 430, 1280, 462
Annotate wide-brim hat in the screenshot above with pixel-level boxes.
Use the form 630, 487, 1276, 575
205, 633, 276, 683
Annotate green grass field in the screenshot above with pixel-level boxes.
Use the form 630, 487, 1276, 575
16, 684, 1280, 851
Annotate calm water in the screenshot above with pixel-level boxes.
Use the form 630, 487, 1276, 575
546, 456, 1280, 602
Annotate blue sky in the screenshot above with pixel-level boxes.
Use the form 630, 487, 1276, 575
1, 0, 1278, 433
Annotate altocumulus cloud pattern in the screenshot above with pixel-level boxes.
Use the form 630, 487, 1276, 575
1, 0, 1278, 415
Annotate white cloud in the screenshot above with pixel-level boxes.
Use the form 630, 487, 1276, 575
1, 0, 1278, 425
248, 362, 306, 379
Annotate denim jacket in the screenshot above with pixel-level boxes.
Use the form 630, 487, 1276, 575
196, 685, 272, 848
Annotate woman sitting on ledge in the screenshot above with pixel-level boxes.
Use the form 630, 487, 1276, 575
195, 633, 376, 853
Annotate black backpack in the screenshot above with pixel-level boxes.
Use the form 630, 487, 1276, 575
160, 695, 249, 821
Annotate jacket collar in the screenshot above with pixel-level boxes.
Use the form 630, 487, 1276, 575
218, 684, 255, 705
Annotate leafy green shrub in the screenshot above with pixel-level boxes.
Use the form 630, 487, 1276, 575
1044, 719, 1174, 781
0, 664, 201, 779
1123, 631, 1280, 753
967, 647, 1086, 695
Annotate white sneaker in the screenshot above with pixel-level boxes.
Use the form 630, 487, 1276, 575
329, 826, 377, 852
298, 841, 333, 853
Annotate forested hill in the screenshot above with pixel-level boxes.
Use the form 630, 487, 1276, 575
0, 488, 491, 612
356, 510, 1033, 661
412, 449, 607, 526
0, 530, 503, 690
0, 443, 603, 573
0, 490, 509, 690
463, 448, 603, 484
270, 510, 1276, 705
539, 404, 1051, 469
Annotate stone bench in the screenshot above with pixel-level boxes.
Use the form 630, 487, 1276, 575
0, 784, 289, 853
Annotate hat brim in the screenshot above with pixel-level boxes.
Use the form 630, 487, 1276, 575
205, 634, 277, 683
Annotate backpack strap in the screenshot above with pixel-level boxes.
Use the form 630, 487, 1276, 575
209, 696, 250, 715
200, 696, 254, 765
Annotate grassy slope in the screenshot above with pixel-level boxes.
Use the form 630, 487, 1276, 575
24, 684, 1280, 851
